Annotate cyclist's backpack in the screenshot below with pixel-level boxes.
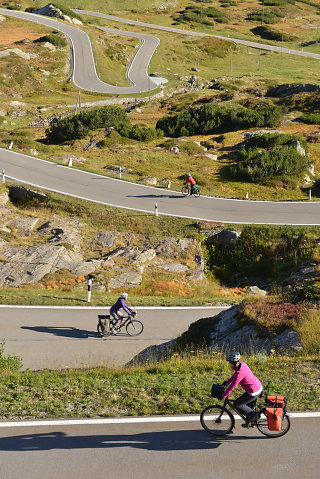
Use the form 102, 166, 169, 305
265, 395, 286, 431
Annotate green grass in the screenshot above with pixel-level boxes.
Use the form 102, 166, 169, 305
0, 353, 318, 419
0, 287, 237, 306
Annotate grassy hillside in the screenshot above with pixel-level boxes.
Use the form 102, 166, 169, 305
0, 345, 318, 417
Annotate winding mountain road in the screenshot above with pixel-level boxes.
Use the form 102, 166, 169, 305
1, 7, 320, 96
1, 8, 320, 223
74, 9, 320, 61
0, 8, 159, 93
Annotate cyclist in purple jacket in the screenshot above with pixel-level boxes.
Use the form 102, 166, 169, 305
109, 292, 132, 334
222, 352, 263, 426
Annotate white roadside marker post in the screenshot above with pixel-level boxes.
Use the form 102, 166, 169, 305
87, 277, 93, 303
155, 203, 159, 216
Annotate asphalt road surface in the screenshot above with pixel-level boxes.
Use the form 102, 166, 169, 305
0, 306, 226, 370
1, 148, 320, 225
75, 9, 320, 61
0, 416, 318, 479
0, 8, 159, 94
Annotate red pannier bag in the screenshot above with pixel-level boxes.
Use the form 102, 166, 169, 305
265, 396, 286, 431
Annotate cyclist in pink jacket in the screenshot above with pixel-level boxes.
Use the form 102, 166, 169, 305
222, 352, 263, 425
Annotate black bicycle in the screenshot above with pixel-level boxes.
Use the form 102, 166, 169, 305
97, 312, 143, 337
200, 385, 290, 438
181, 184, 200, 197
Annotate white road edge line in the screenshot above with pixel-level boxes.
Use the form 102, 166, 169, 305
0, 412, 318, 428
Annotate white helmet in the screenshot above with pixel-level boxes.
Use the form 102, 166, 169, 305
226, 352, 241, 363
120, 292, 128, 299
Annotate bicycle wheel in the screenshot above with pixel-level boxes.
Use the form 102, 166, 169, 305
200, 405, 234, 436
256, 410, 290, 438
181, 186, 190, 197
193, 187, 200, 198
126, 319, 144, 336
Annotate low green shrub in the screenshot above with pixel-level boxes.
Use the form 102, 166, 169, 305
207, 225, 318, 281
247, 10, 285, 24
115, 123, 163, 142
174, 5, 228, 24
263, 0, 294, 5
300, 113, 320, 125
243, 133, 308, 152
46, 106, 129, 144
0, 339, 22, 371
230, 145, 309, 182
156, 103, 282, 137
301, 283, 320, 301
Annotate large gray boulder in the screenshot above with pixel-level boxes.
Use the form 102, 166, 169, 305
96, 231, 117, 248
207, 229, 240, 246
9, 186, 47, 201
156, 261, 189, 274
8, 217, 40, 236
246, 286, 267, 296
289, 140, 306, 156
108, 270, 142, 290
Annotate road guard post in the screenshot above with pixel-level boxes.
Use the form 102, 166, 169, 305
87, 275, 93, 302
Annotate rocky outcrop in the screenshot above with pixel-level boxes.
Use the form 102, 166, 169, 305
9, 186, 47, 202
36, 219, 84, 250
0, 201, 206, 288
0, 48, 38, 60
206, 229, 240, 246
267, 83, 320, 98
8, 217, 40, 236
246, 286, 267, 296
128, 303, 302, 365
281, 260, 320, 291
33, 4, 82, 24
108, 270, 142, 290
208, 305, 302, 354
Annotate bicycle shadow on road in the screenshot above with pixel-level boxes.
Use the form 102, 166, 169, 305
0, 429, 266, 452
126, 194, 184, 199
20, 326, 148, 341
21, 326, 98, 339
